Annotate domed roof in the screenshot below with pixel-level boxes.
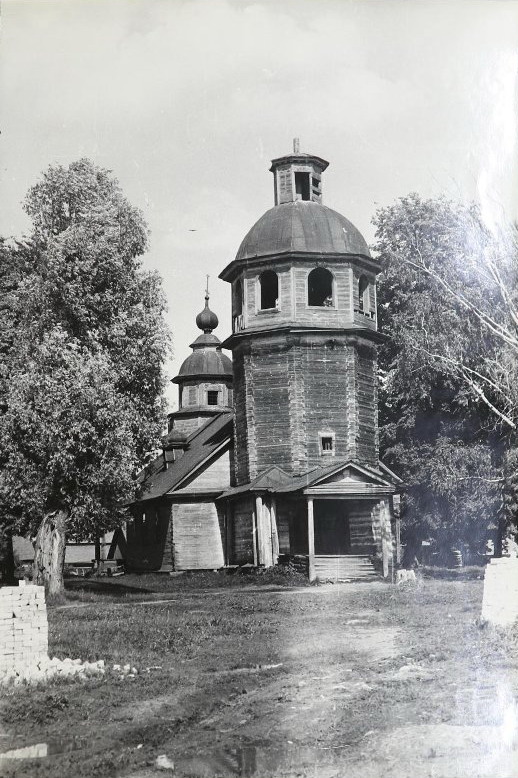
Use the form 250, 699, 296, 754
175, 348, 232, 382
236, 201, 371, 261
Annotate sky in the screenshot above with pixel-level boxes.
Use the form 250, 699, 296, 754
1, 0, 518, 411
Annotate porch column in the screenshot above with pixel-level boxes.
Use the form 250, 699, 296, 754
252, 499, 258, 566
271, 497, 279, 564
380, 500, 392, 579
224, 502, 233, 566
307, 497, 315, 582
393, 495, 402, 564
256, 495, 274, 568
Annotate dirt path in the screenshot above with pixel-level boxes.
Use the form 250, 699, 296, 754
2, 580, 517, 778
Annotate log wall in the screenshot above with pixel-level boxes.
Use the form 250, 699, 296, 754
232, 332, 378, 483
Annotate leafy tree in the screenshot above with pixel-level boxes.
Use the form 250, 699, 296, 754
0, 160, 170, 594
373, 194, 515, 558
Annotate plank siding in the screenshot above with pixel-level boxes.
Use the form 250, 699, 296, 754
172, 501, 225, 570
231, 497, 255, 563
179, 448, 231, 491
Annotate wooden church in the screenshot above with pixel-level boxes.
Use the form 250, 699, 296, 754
123, 143, 402, 581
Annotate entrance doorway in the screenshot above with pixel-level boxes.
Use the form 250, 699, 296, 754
314, 500, 351, 555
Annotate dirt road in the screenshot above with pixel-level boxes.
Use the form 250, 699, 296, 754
1, 579, 517, 777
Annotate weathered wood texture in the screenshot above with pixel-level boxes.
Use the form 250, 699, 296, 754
180, 381, 232, 410
237, 260, 376, 333
181, 449, 231, 491
232, 333, 378, 483
172, 501, 225, 570
235, 258, 377, 332
230, 497, 255, 564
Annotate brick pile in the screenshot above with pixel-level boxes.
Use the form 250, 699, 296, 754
0, 584, 48, 674
0, 583, 106, 685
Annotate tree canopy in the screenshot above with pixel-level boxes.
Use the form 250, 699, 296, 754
0, 159, 171, 590
373, 194, 515, 555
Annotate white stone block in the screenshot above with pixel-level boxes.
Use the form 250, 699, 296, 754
482, 557, 518, 626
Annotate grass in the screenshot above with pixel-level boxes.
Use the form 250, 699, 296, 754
60, 565, 310, 604
1, 576, 517, 778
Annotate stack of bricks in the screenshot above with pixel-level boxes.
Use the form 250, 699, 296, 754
0, 584, 48, 675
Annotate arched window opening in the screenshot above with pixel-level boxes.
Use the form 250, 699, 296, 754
259, 270, 278, 310
358, 275, 369, 313
308, 267, 333, 307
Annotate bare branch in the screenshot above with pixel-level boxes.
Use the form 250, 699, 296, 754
390, 247, 518, 351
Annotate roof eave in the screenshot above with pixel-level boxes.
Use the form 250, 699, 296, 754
221, 325, 386, 350
219, 251, 378, 283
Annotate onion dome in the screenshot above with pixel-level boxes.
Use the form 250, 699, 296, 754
173, 290, 232, 384
195, 293, 219, 333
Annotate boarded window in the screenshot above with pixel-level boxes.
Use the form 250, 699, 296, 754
259, 270, 278, 310
235, 278, 243, 316
207, 390, 219, 406
295, 172, 311, 201
308, 267, 333, 307
186, 386, 198, 405
358, 275, 369, 312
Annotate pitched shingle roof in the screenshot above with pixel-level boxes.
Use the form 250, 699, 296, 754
133, 411, 233, 503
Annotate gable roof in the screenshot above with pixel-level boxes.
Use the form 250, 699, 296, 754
133, 412, 233, 503
221, 459, 401, 500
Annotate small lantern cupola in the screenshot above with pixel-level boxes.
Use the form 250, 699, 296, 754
270, 137, 329, 205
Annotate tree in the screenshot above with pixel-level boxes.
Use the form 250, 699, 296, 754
0, 160, 171, 595
373, 194, 516, 556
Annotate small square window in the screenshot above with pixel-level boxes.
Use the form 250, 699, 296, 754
320, 435, 335, 455
321, 437, 333, 452
207, 391, 219, 406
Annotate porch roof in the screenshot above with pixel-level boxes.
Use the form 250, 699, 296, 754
220, 459, 402, 500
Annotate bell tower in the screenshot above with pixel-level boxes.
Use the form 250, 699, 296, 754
220, 143, 382, 488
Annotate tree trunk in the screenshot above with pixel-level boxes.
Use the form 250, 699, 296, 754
0, 528, 16, 585
94, 534, 101, 566
33, 508, 68, 596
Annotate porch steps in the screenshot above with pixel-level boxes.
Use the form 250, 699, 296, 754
314, 555, 378, 582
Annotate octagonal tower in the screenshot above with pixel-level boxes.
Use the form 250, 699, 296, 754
220, 143, 382, 487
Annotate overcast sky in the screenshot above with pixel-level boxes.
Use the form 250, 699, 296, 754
1, 0, 518, 410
